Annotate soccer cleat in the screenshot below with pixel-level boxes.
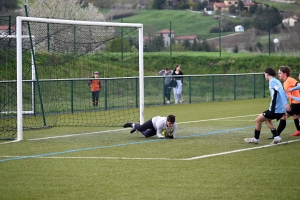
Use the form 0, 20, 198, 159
244, 138, 259, 144
270, 136, 282, 144
166, 100, 170, 104
175, 101, 178, 104
123, 122, 133, 128
130, 128, 136, 133
290, 130, 300, 136
268, 135, 274, 140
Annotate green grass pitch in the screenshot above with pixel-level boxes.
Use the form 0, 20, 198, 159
1, 98, 299, 199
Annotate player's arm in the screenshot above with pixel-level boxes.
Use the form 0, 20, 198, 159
171, 123, 177, 138
288, 85, 300, 92
289, 95, 300, 103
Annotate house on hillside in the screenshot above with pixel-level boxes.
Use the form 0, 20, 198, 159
282, 16, 298, 27
174, 35, 199, 44
156, 29, 175, 46
206, 0, 254, 14
153, 29, 199, 47
235, 25, 244, 32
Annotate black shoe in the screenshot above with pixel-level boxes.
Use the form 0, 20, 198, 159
130, 128, 136, 133
123, 122, 133, 128
268, 135, 274, 140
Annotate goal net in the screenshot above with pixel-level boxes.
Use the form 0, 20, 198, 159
0, 16, 144, 140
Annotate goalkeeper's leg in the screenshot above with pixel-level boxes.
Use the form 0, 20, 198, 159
141, 129, 156, 138
133, 120, 155, 137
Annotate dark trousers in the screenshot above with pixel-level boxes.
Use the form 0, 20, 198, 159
164, 84, 171, 101
134, 119, 156, 138
92, 90, 99, 106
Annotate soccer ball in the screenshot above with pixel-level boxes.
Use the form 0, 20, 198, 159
161, 129, 167, 138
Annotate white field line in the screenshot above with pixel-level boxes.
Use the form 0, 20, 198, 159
178, 114, 257, 124
28, 128, 125, 141
184, 139, 300, 160
1, 139, 299, 161
0, 140, 21, 145
27, 114, 259, 141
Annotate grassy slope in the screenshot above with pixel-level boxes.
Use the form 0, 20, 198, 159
254, 0, 300, 12
111, 10, 238, 39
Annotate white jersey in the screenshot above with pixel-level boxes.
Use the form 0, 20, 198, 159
151, 116, 177, 138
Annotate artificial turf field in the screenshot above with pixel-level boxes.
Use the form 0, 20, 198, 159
1, 98, 299, 199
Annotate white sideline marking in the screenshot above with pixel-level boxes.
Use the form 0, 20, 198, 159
27, 114, 258, 141
178, 114, 257, 124
0, 140, 21, 145
28, 128, 125, 141
185, 139, 299, 160
2, 139, 299, 161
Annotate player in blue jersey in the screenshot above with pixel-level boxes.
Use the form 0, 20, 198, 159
244, 67, 291, 144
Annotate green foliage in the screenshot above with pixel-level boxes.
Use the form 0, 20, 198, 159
237, 0, 244, 11
151, 0, 166, 9
193, 1, 208, 11
233, 45, 239, 53
144, 34, 165, 52
249, 4, 258, 14
107, 38, 132, 52
229, 5, 236, 14
252, 5, 282, 31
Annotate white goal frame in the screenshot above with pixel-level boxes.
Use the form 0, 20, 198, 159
16, 16, 144, 141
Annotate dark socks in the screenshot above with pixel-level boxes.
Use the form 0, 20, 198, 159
277, 120, 286, 135
254, 129, 260, 139
294, 119, 300, 131
271, 128, 279, 137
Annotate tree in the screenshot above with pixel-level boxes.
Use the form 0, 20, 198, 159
252, 6, 282, 31
233, 45, 239, 53
193, 1, 208, 11
182, 39, 191, 50
0, 0, 18, 11
229, 5, 236, 15
152, 0, 166, 9
249, 4, 257, 14
144, 34, 165, 52
0, 0, 19, 25
18, 0, 104, 21
201, 39, 211, 52
237, 0, 244, 12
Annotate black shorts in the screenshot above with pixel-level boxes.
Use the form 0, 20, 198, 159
262, 110, 285, 120
287, 104, 300, 116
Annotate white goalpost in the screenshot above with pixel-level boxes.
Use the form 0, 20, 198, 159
16, 16, 144, 141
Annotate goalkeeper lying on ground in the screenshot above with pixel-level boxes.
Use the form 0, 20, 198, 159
123, 115, 177, 139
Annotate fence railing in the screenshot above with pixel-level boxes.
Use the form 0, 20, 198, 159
1, 73, 267, 115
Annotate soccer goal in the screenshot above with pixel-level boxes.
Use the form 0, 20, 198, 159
13, 16, 144, 141
0, 35, 36, 115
